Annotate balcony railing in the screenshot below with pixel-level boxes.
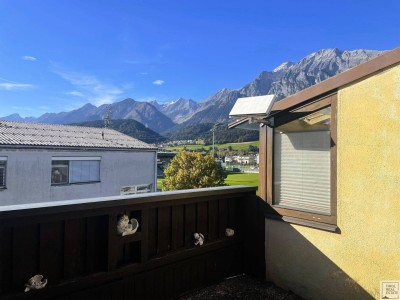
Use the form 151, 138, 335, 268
0, 186, 263, 299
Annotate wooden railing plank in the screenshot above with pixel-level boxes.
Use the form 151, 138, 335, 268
184, 203, 196, 247
12, 224, 39, 289
218, 198, 228, 238
64, 218, 86, 278
208, 200, 219, 241
0, 227, 12, 293
147, 208, 157, 259
171, 205, 184, 250
157, 206, 171, 255
39, 221, 64, 280
196, 201, 208, 239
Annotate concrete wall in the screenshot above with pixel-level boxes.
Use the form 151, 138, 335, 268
0, 148, 156, 205
265, 64, 400, 299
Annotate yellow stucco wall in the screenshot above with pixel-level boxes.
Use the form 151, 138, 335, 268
265, 64, 400, 300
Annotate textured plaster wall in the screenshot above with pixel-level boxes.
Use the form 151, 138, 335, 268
265, 64, 400, 300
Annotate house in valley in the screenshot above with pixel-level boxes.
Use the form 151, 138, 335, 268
0, 121, 157, 205
229, 47, 400, 300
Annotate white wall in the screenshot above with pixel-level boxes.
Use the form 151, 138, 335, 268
0, 148, 157, 205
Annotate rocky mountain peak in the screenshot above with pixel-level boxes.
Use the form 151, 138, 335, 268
273, 61, 295, 73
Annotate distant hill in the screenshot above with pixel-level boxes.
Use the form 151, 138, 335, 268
71, 119, 167, 144
165, 123, 259, 144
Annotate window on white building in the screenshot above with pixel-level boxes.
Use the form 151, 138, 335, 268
51, 157, 100, 185
0, 158, 7, 189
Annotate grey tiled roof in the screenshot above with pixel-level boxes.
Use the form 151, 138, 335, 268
0, 120, 156, 150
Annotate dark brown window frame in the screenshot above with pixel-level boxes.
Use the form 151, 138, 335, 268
264, 93, 338, 232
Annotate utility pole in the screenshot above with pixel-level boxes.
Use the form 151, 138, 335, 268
211, 123, 219, 158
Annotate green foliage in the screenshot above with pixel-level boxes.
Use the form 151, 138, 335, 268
248, 145, 259, 152
162, 150, 226, 191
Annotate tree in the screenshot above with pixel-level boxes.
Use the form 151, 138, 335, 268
248, 145, 259, 152
162, 150, 226, 191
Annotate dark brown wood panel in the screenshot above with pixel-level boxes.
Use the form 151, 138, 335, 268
227, 198, 237, 231
140, 209, 149, 263
39, 221, 64, 280
64, 218, 86, 278
108, 213, 120, 271
218, 198, 228, 238
171, 205, 184, 250
207, 200, 219, 241
12, 224, 39, 288
85, 216, 107, 273
0, 227, 12, 293
147, 208, 157, 259
184, 203, 196, 247
157, 206, 171, 255
162, 264, 175, 299
196, 201, 208, 239
133, 273, 146, 299
121, 276, 135, 300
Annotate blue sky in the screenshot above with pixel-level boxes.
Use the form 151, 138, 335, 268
0, 0, 399, 117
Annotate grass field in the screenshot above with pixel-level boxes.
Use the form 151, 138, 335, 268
224, 172, 259, 187
157, 172, 259, 193
163, 141, 259, 152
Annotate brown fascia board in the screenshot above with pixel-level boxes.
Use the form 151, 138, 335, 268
270, 46, 400, 114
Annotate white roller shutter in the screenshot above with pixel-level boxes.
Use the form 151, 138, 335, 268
70, 160, 100, 183
274, 130, 331, 214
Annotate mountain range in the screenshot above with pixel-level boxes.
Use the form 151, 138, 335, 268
1, 48, 384, 135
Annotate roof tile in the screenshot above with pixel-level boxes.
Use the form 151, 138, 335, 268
0, 121, 156, 150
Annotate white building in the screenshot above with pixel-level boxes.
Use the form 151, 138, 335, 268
0, 121, 157, 205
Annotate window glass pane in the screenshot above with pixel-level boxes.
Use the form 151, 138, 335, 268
51, 161, 69, 184
274, 107, 331, 214
70, 160, 100, 183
